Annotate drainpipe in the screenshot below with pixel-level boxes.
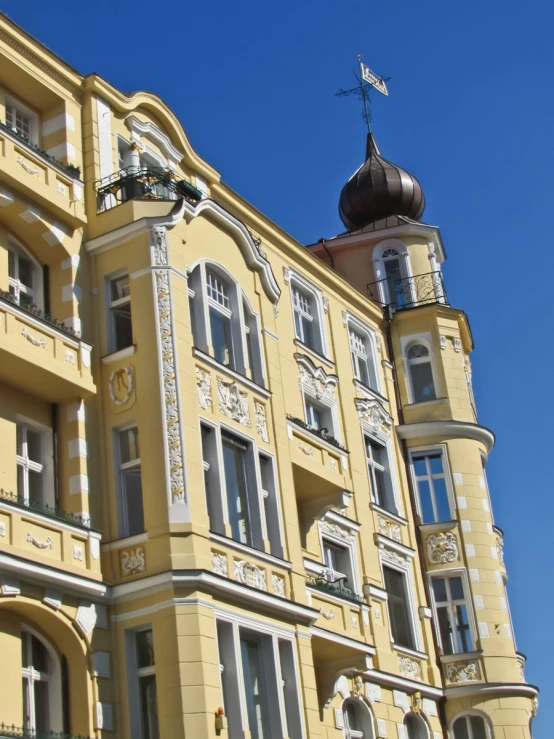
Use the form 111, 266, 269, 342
318, 238, 335, 270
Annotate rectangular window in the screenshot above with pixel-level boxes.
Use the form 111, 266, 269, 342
366, 436, 395, 512
411, 450, 452, 523
200, 424, 225, 535
16, 424, 45, 505
117, 426, 144, 537
222, 433, 253, 546
207, 272, 234, 369
259, 454, 283, 558
133, 630, 159, 739
322, 540, 353, 588
383, 565, 416, 650
109, 274, 133, 352
6, 103, 33, 140
304, 397, 335, 439
292, 287, 314, 348
431, 575, 473, 654
349, 329, 377, 389
240, 636, 271, 739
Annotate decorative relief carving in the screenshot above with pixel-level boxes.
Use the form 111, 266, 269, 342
377, 516, 402, 543
295, 354, 338, 400
398, 656, 421, 681
298, 442, 313, 456
120, 547, 146, 576
319, 607, 335, 620
65, 349, 75, 364
320, 519, 354, 542
75, 602, 97, 636
27, 532, 53, 549
218, 379, 250, 426
445, 661, 479, 683
17, 156, 40, 176
254, 401, 269, 443
151, 225, 168, 265
379, 542, 408, 566
155, 267, 186, 504
211, 551, 228, 577
109, 366, 135, 407
351, 615, 359, 630
57, 181, 66, 195
73, 545, 84, 561
0, 523, 5, 537
412, 692, 423, 713
196, 368, 212, 410
21, 328, 46, 348
234, 560, 266, 591
272, 574, 285, 597
329, 458, 337, 470
355, 398, 392, 436
496, 536, 505, 566
427, 532, 458, 564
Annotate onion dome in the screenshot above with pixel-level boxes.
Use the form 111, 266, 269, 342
339, 132, 425, 230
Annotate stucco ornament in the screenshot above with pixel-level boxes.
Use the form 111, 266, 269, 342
109, 366, 135, 406
211, 551, 228, 577
295, 354, 338, 400
378, 516, 402, 543
254, 401, 269, 443
320, 519, 355, 542
379, 542, 409, 567
427, 532, 458, 564
218, 379, 250, 426
496, 535, 505, 566
21, 328, 46, 348
355, 398, 392, 435
234, 560, 266, 591
27, 532, 53, 549
446, 661, 479, 683
153, 237, 186, 505
272, 574, 285, 597
196, 367, 212, 410
75, 602, 97, 637
398, 656, 422, 681
120, 546, 146, 575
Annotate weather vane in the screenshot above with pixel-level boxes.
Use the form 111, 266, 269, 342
336, 54, 390, 132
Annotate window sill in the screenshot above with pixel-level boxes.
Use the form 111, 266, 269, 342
210, 532, 292, 570
418, 519, 457, 533
371, 503, 408, 527
439, 650, 482, 664
193, 348, 271, 399
293, 339, 334, 369
101, 344, 136, 365
101, 531, 147, 552
393, 644, 429, 661
404, 397, 448, 409
353, 379, 389, 404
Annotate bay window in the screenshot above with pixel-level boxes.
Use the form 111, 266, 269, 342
406, 342, 436, 403
431, 574, 473, 654
452, 715, 490, 739
411, 449, 452, 523
127, 628, 160, 739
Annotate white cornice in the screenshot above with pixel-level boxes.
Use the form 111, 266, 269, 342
444, 682, 538, 700
362, 668, 444, 699
125, 115, 184, 164
0, 552, 106, 598
396, 421, 495, 453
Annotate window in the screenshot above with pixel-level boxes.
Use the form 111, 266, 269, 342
291, 279, 325, 355
342, 699, 373, 739
304, 396, 334, 438
411, 450, 452, 523
17, 423, 49, 506
322, 540, 352, 587
243, 299, 264, 385
431, 575, 473, 654
452, 715, 490, 739
117, 426, 144, 537
217, 620, 303, 739
206, 271, 234, 368
132, 629, 159, 739
21, 629, 61, 733
382, 248, 407, 308
259, 454, 283, 558
222, 433, 252, 545
404, 714, 428, 739
383, 565, 416, 650
8, 242, 42, 310
6, 98, 37, 143
109, 274, 133, 352
480, 453, 494, 524
406, 343, 436, 403
349, 328, 378, 390
365, 436, 395, 512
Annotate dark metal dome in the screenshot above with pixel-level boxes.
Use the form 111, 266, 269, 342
339, 133, 425, 230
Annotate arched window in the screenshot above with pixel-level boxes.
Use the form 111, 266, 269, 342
381, 247, 409, 308
406, 342, 436, 403
7, 239, 43, 310
452, 714, 491, 739
21, 628, 62, 733
404, 713, 428, 739
342, 699, 374, 739
349, 327, 378, 390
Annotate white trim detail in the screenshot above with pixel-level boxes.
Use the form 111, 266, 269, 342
396, 421, 495, 453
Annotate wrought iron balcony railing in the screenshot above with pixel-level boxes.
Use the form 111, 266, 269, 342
94, 165, 203, 211
286, 415, 348, 453
0, 121, 81, 178
0, 289, 80, 339
0, 489, 91, 529
306, 574, 363, 604
367, 271, 447, 310
0, 725, 92, 739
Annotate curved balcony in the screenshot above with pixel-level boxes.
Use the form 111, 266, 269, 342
367, 271, 447, 311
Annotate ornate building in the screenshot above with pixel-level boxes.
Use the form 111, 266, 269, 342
0, 13, 537, 739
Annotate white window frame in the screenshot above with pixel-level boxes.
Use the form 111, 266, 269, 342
341, 697, 375, 739
378, 542, 422, 652
479, 452, 494, 524
106, 270, 133, 353
115, 423, 144, 538
428, 569, 477, 655
188, 260, 266, 385
365, 431, 399, 514
371, 239, 414, 307
7, 236, 44, 310
5, 95, 39, 144
287, 271, 328, 357
21, 625, 63, 733
403, 713, 430, 739
409, 444, 455, 524
344, 312, 380, 393
400, 333, 439, 405
16, 417, 54, 508
126, 626, 160, 739
449, 712, 493, 739
303, 391, 339, 441
318, 515, 361, 596
215, 611, 306, 739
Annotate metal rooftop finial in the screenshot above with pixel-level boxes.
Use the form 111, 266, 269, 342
335, 55, 390, 132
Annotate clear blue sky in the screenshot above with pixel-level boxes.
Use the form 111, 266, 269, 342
5, 0, 552, 732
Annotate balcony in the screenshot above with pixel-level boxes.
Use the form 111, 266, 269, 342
0, 292, 95, 401
306, 574, 363, 605
0, 725, 93, 739
94, 165, 203, 212
367, 271, 447, 311
0, 489, 90, 529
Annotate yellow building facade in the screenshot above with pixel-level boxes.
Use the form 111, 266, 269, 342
0, 13, 537, 739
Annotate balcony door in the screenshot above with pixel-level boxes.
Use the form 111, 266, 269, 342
382, 249, 409, 308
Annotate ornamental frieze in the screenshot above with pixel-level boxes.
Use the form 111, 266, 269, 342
427, 531, 458, 564
234, 559, 266, 591
218, 379, 250, 426
295, 353, 338, 401
355, 397, 392, 436
445, 661, 479, 683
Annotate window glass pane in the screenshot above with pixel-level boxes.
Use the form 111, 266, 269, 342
210, 308, 234, 368
111, 275, 130, 301
455, 604, 472, 652
432, 578, 447, 602
136, 630, 155, 668
357, 356, 370, 386
28, 470, 43, 504
17, 465, 25, 498
122, 469, 144, 536
470, 716, 487, 739
8, 250, 15, 279
27, 429, 42, 463
31, 635, 49, 673
113, 304, 133, 350
293, 310, 303, 340
120, 427, 140, 463
301, 315, 314, 347
416, 479, 435, 523
436, 605, 455, 654
428, 453, 444, 475
383, 567, 414, 649
345, 702, 360, 731
22, 677, 29, 728
453, 717, 470, 739
34, 680, 49, 731
222, 438, 251, 545
433, 477, 451, 521
450, 577, 464, 601
139, 674, 160, 739
18, 257, 33, 289
410, 362, 436, 403
240, 637, 269, 739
